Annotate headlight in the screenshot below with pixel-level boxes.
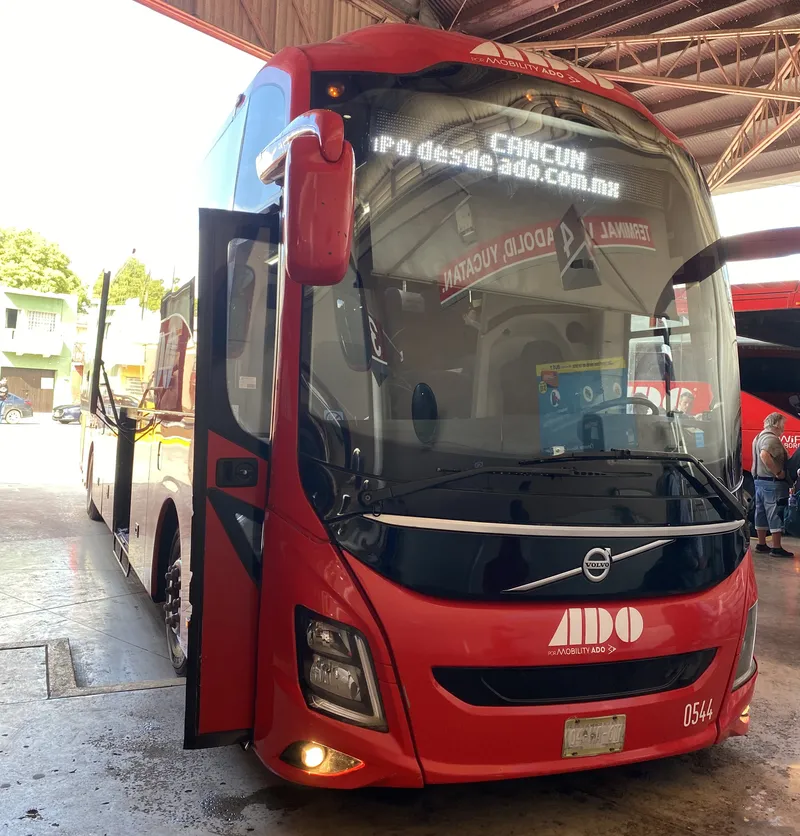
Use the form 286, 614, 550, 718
296, 607, 387, 731
732, 601, 758, 690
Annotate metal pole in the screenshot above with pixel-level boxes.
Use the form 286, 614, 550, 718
89, 270, 111, 416
141, 270, 150, 320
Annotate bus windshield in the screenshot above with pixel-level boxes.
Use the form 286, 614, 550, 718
300, 65, 741, 493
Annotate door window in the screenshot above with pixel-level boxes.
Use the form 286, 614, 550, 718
226, 235, 279, 438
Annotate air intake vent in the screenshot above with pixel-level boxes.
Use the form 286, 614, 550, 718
433, 649, 716, 706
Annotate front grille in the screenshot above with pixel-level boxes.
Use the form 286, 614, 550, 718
433, 649, 716, 707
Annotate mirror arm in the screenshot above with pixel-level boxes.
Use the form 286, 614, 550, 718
256, 109, 345, 185
725, 227, 800, 262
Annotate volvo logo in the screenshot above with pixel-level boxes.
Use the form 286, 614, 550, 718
582, 548, 612, 583
503, 538, 675, 593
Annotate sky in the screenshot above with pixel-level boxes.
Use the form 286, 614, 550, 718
0, 0, 798, 287
0, 0, 262, 284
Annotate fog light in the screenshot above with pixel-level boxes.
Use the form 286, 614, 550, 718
301, 743, 326, 769
280, 741, 364, 776
740, 705, 751, 724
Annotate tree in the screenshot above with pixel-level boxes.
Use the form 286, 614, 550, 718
92, 258, 166, 312
0, 227, 89, 312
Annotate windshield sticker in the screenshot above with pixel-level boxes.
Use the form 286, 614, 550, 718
439, 217, 654, 305
548, 606, 643, 656
556, 205, 600, 291
537, 358, 626, 375
367, 313, 391, 387
537, 358, 631, 452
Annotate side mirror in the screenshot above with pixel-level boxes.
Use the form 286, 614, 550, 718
723, 227, 800, 262
656, 227, 800, 316
256, 110, 355, 287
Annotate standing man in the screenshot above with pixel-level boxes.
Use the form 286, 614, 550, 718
753, 411, 794, 558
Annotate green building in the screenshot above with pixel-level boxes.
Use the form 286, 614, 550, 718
1, 285, 78, 411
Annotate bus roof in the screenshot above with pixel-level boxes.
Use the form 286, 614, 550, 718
731, 281, 800, 312
266, 24, 681, 146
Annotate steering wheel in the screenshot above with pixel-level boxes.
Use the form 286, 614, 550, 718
585, 395, 659, 415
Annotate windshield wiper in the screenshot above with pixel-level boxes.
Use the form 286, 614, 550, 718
523, 449, 745, 520
356, 449, 745, 521
357, 462, 586, 510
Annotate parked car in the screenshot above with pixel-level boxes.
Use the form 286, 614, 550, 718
52, 403, 81, 424
54, 392, 139, 425
1, 393, 34, 424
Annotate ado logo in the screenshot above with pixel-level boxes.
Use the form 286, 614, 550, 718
549, 606, 643, 652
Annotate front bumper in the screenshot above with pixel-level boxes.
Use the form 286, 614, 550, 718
258, 662, 756, 788
251, 529, 757, 788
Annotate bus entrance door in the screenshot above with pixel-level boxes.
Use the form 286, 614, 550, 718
185, 209, 280, 748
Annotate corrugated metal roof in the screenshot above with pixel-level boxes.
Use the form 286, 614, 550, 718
137, 0, 800, 190
138, 0, 396, 55
484, 0, 800, 190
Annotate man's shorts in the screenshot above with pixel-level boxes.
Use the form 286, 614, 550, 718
755, 479, 789, 533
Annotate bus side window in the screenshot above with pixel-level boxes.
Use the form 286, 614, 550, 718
226, 237, 279, 439
200, 104, 246, 211
234, 84, 286, 213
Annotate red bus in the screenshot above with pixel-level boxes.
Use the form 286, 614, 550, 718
731, 282, 800, 509
81, 25, 800, 788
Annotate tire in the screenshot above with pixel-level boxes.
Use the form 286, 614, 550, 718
164, 530, 187, 677
60, 418, 72, 424
85, 454, 103, 521
3, 408, 22, 424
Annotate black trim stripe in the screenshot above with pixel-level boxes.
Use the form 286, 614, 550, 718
208, 488, 264, 585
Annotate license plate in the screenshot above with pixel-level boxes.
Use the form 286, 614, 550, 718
562, 714, 626, 758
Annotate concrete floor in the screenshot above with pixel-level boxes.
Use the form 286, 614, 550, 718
2, 420, 800, 835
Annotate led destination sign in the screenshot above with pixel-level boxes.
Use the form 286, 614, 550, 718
371, 130, 621, 200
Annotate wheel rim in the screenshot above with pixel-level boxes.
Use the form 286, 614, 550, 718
164, 556, 185, 663
5, 409, 21, 424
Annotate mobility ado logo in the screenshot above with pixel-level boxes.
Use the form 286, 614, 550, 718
548, 607, 643, 657
468, 41, 615, 92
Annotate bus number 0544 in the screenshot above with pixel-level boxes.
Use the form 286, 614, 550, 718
683, 699, 714, 727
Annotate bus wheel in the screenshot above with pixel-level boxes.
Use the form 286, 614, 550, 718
85, 454, 103, 521
164, 530, 187, 676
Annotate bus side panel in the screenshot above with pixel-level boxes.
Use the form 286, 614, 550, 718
88, 419, 117, 528
128, 417, 156, 589
741, 391, 800, 475
139, 418, 194, 603
81, 413, 106, 524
